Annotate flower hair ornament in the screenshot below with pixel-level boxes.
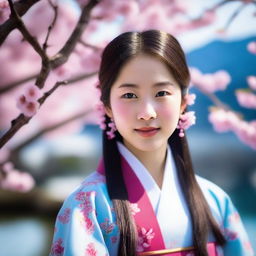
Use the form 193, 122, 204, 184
177, 93, 196, 137
96, 102, 117, 140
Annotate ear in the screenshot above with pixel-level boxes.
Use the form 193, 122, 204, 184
104, 106, 113, 119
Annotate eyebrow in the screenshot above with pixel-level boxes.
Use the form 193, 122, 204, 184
118, 81, 175, 88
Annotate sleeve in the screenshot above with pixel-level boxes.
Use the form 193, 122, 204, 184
49, 188, 110, 256
221, 195, 254, 256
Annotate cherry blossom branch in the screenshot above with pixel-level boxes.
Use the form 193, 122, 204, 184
79, 39, 102, 51
12, 109, 92, 153
50, 0, 101, 69
0, 0, 41, 46
7, 0, 49, 61
0, 0, 100, 149
0, 70, 97, 149
43, 0, 58, 51
223, 2, 248, 31
0, 70, 98, 95
0, 73, 38, 94
203, 92, 231, 111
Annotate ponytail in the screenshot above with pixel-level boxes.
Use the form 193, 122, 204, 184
103, 115, 137, 256
169, 129, 226, 256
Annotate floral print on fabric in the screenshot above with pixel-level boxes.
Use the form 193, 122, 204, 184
85, 243, 97, 256
50, 238, 64, 256
57, 208, 71, 224
129, 203, 141, 215
100, 218, 115, 234
137, 227, 155, 252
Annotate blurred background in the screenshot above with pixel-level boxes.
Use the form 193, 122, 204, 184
0, 0, 255, 255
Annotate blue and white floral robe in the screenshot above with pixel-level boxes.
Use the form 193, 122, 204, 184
50, 143, 254, 256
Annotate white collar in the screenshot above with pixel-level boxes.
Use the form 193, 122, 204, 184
117, 141, 176, 212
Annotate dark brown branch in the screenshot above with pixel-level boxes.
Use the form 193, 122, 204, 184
7, 0, 49, 61
50, 0, 101, 68
0, 73, 38, 95
3, 71, 97, 152
0, 0, 100, 149
43, 0, 58, 51
0, 70, 98, 149
13, 109, 92, 152
223, 3, 247, 30
0, 0, 41, 46
79, 39, 102, 51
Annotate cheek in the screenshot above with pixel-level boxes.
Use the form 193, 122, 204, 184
111, 101, 132, 121
158, 102, 181, 122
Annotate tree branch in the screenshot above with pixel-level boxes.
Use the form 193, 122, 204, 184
0, 70, 97, 149
43, 0, 58, 51
0, 0, 100, 149
0, 73, 38, 95
50, 0, 101, 68
0, 0, 41, 46
12, 109, 92, 153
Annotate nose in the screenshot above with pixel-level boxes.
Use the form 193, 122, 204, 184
137, 100, 157, 121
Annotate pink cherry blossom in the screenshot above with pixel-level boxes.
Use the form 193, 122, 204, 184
236, 90, 256, 109
0, 0, 9, 24
24, 85, 43, 101
208, 109, 240, 132
190, 68, 231, 93
234, 120, 256, 150
0, 162, 35, 192
214, 70, 231, 90
247, 76, 256, 90
185, 93, 196, 105
20, 100, 40, 117
247, 41, 256, 54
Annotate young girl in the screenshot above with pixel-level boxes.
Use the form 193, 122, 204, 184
50, 30, 253, 256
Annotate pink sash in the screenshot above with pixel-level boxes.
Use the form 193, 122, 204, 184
97, 157, 218, 256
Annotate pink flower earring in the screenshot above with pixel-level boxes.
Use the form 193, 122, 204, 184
177, 111, 196, 137
177, 93, 197, 137
106, 119, 117, 139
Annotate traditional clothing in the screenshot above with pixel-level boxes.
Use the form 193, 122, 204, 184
50, 142, 254, 256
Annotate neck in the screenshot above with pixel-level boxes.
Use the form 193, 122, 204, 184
123, 142, 168, 189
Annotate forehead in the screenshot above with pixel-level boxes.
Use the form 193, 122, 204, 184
113, 54, 177, 86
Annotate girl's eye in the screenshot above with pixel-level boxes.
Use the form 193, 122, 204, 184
156, 91, 170, 97
122, 93, 137, 99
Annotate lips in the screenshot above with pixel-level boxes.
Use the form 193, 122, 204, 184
134, 127, 160, 137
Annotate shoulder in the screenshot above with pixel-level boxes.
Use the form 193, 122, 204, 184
195, 175, 232, 221
61, 171, 109, 211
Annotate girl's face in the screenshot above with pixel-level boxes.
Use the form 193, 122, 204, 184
105, 54, 186, 156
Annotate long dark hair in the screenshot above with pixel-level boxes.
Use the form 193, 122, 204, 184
98, 30, 226, 256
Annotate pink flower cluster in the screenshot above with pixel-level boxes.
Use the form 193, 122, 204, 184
185, 93, 196, 105
190, 67, 231, 93
0, 0, 10, 24
0, 162, 35, 192
247, 76, 256, 90
16, 85, 42, 117
235, 90, 256, 109
209, 108, 256, 149
137, 227, 155, 252
247, 41, 256, 55
177, 111, 196, 137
